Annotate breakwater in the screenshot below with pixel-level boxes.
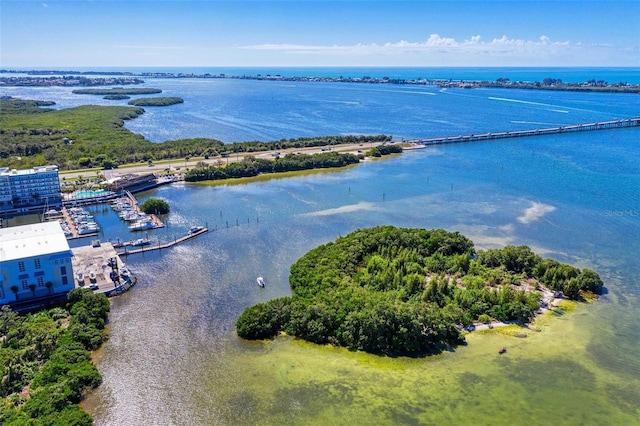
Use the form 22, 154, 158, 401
410, 118, 639, 146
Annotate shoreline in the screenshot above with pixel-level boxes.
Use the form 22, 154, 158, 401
2, 71, 639, 94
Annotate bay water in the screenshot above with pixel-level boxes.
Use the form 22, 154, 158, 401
2, 68, 639, 424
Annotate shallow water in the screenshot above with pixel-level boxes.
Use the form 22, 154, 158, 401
3, 70, 639, 424
83, 131, 639, 424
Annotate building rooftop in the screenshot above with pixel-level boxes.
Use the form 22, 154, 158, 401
0, 221, 71, 262
0, 165, 59, 176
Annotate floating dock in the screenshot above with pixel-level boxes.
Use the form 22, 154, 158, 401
118, 227, 209, 256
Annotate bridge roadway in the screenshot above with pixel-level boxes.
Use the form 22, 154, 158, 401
409, 118, 640, 146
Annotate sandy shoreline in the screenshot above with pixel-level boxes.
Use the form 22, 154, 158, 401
467, 286, 565, 332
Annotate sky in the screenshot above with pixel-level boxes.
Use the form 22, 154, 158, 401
1, 0, 638, 68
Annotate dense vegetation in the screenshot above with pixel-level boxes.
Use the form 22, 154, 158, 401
140, 198, 170, 215
103, 95, 130, 100
127, 97, 184, 106
185, 151, 362, 181
72, 88, 162, 95
368, 144, 403, 157
0, 99, 390, 170
0, 289, 110, 424
236, 226, 603, 356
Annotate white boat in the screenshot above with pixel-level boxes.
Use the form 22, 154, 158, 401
77, 224, 99, 234
128, 219, 154, 231
189, 225, 204, 234
257, 276, 265, 287
131, 238, 151, 247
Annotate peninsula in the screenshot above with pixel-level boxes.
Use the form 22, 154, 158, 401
236, 226, 603, 356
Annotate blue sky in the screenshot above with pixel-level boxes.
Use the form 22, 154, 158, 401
1, 1, 638, 68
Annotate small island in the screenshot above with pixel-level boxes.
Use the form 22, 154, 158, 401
236, 226, 603, 356
103, 94, 131, 100
72, 88, 162, 95
127, 97, 184, 107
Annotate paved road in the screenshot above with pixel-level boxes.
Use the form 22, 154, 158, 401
59, 142, 384, 181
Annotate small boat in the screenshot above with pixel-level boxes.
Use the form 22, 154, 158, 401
189, 225, 204, 234
257, 276, 265, 287
131, 238, 151, 247
498, 347, 507, 354
128, 219, 154, 231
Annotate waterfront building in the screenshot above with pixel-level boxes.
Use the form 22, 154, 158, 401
0, 165, 62, 216
0, 221, 74, 306
106, 173, 158, 193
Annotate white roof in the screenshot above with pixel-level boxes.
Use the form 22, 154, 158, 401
0, 222, 71, 262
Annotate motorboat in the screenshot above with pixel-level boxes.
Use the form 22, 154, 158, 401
77, 223, 99, 234
189, 225, 204, 234
128, 219, 154, 231
257, 276, 265, 287
131, 238, 151, 247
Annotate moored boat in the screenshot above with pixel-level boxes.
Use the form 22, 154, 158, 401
257, 276, 265, 287
189, 225, 204, 234
129, 219, 154, 231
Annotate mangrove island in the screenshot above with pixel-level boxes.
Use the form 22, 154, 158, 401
236, 226, 603, 356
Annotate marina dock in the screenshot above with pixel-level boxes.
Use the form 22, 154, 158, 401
122, 190, 164, 229
118, 227, 209, 256
410, 118, 639, 146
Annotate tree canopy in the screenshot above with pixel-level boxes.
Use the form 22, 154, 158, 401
0, 98, 391, 170
236, 226, 603, 356
139, 198, 170, 215
0, 289, 110, 424
185, 151, 364, 182
127, 97, 184, 107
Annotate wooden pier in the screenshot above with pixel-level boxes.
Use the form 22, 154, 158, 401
118, 227, 209, 256
410, 118, 640, 146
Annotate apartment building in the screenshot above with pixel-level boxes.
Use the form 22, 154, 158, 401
0, 221, 75, 305
0, 165, 62, 215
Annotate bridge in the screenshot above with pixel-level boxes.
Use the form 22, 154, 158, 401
409, 117, 640, 146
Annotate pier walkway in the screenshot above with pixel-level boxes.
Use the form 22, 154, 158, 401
118, 227, 209, 256
410, 118, 639, 146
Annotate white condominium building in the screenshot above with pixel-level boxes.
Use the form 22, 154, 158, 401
0, 165, 62, 212
0, 221, 75, 305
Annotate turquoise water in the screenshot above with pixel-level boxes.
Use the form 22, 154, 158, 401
72, 189, 109, 198
3, 69, 639, 424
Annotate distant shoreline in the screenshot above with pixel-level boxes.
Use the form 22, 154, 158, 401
2, 70, 639, 94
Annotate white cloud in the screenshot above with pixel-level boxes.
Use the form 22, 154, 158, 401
239, 34, 589, 66
242, 34, 571, 54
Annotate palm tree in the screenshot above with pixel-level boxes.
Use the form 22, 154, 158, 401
45, 281, 53, 294
10, 285, 18, 301
28, 284, 37, 298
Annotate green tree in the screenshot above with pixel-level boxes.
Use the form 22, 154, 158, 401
139, 198, 170, 215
